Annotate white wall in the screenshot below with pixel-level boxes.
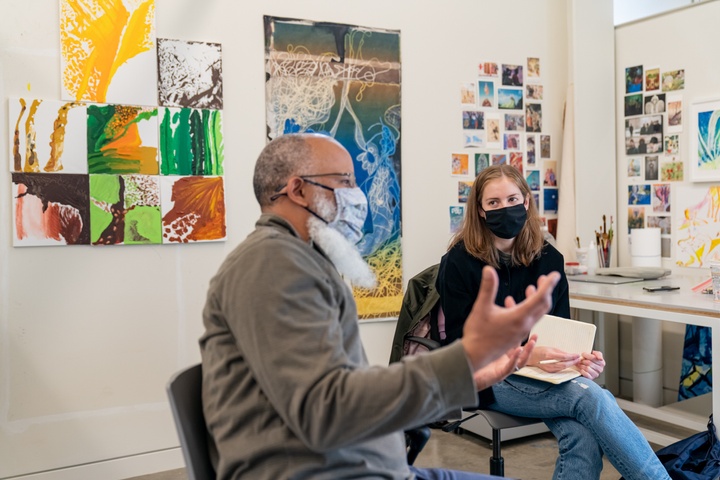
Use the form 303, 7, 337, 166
0, 1, 603, 478
614, 0, 720, 403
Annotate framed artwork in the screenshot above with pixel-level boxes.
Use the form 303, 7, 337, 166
689, 98, 720, 182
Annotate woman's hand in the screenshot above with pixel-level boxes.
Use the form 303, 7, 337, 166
529, 346, 580, 372
577, 350, 606, 380
473, 335, 537, 390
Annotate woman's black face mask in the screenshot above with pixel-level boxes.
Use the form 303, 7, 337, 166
483, 204, 527, 239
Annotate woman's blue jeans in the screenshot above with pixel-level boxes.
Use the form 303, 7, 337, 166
489, 375, 670, 480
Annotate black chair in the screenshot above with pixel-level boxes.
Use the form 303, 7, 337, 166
405, 332, 544, 477
166, 364, 215, 480
392, 263, 546, 477
167, 363, 429, 478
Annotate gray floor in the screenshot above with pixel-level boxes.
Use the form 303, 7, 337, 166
125, 427, 632, 480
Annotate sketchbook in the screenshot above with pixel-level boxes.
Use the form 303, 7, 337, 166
513, 314, 597, 384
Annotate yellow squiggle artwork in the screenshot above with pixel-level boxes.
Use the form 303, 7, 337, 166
676, 185, 720, 267
60, 0, 155, 103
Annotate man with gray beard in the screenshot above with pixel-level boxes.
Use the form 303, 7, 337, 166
199, 133, 559, 479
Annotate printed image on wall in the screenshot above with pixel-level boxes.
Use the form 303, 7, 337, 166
90, 174, 161, 245
675, 184, 720, 267
264, 16, 402, 319
60, 0, 157, 105
157, 38, 223, 110
160, 176, 226, 243
87, 104, 158, 174
159, 107, 224, 175
12, 173, 90, 246
9, 98, 87, 173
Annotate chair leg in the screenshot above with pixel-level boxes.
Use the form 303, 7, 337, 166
489, 427, 504, 477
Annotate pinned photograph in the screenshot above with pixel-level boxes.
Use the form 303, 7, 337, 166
540, 135, 551, 158
665, 134, 679, 155
647, 215, 671, 235
667, 94, 683, 133
501, 64, 523, 86
509, 152, 523, 174
644, 93, 666, 114
527, 57, 540, 78
458, 181, 473, 203
462, 130, 485, 148
492, 154, 507, 165
526, 104, 542, 133
661, 159, 684, 182
526, 170, 540, 191
628, 184, 651, 205
526, 84, 543, 100
504, 113, 525, 131
462, 110, 484, 130
628, 206, 645, 232
451, 153, 470, 176
478, 62, 499, 77
543, 160, 557, 186
450, 206, 465, 234
628, 157, 642, 178
645, 156, 659, 181
498, 88, 523, 110
527, 135, 537, 165
475, 153, 490, 175
625, 65, 643, 94
460, 83, 477, 106
503, 133, 520, 150
478, 81, 495, 108
645, 67, 660, 91
653, 184, 671, 213
543, 188, 558, 213
486, 114, 501, 148
625, 115, 663, 155
625, 94, 643, 117
662, 69, 685, 92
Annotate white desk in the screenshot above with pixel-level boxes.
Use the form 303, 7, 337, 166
568, 273, 718, 445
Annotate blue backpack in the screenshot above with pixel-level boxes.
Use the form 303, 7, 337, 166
653, 415, 720, 479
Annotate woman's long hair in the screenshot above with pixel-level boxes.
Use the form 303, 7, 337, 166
449, 165, 544, 268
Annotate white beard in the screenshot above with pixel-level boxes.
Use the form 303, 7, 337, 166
307, 194, 377, 289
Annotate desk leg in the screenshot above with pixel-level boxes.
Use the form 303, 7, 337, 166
632, 317, 663, 407
578, 309, 620, 394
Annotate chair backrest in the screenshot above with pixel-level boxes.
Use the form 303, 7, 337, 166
166, 364, 216, 480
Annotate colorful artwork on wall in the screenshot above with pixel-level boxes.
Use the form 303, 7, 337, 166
674, 184, 720, 267
9, 98, 87, 173
11, 173, 91, 246
689, 98, 720, 181
159, 107, 224, 176
87, 104, 158, 175
60, 0, 157, 105
264, 16, 402, 319
160, 176, 226, 243
157, 39, 223, 110
90, 174, 161, 245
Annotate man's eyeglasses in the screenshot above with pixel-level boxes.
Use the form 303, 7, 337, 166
270, 172, 357, 201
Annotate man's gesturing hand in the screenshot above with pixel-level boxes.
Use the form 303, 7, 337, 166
461, 266, 560, 373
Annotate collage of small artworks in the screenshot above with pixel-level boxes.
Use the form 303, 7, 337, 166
10, 0, 225, 247
624, 65, 684, 258
450, 58, 556, 236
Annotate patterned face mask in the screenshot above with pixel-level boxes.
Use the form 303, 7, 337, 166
303, 178, 368, 245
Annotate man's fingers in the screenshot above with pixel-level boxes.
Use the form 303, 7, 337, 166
472, 266, 500, 314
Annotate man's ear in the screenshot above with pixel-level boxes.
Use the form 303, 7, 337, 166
285, 176, 309, 207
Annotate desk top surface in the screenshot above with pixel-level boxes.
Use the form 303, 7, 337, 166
568, 272, 720, 318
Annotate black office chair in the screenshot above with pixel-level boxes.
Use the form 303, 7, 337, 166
167, 363, 429, 479
392, 263, 546, 477
166, 364, 215, 480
